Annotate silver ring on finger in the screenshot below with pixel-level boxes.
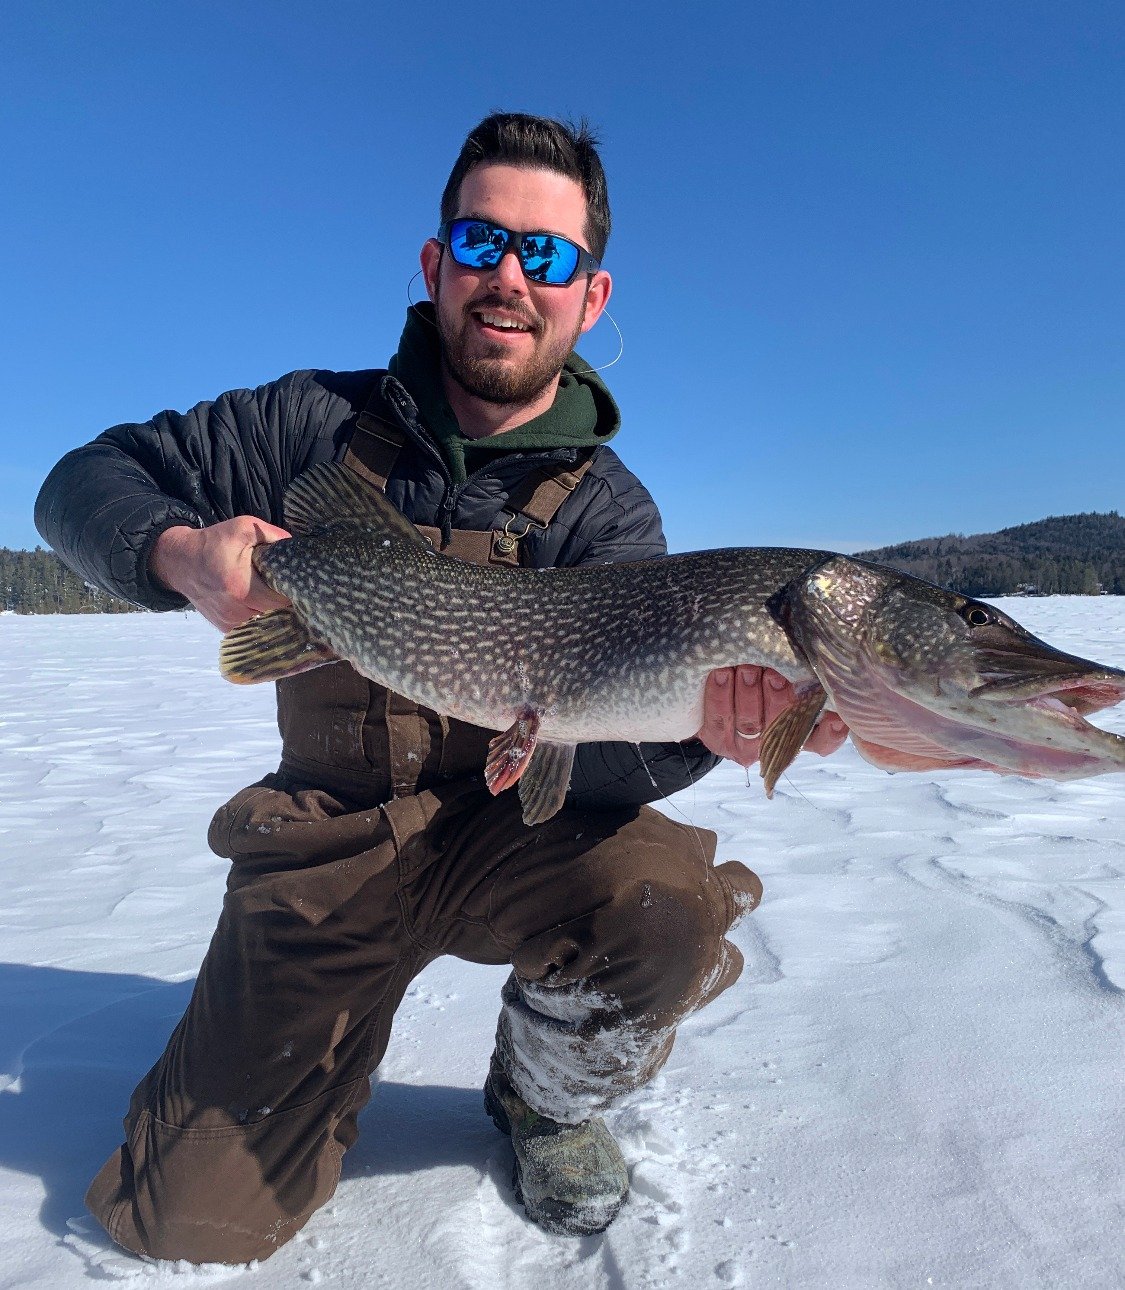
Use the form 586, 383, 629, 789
736, 728, 761, 739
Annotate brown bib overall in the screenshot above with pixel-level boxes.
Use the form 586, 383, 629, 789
274, 395, 592, 807
85, 396, 762, 1264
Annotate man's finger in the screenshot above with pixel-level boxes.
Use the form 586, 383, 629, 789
761, 669, 794, 730
733, 666, 764, 740
698, 667, 764, 767
806, 715, 849, 756
241, 525, 292, 614
705, 668, 736, 734
251, 520, 292, 544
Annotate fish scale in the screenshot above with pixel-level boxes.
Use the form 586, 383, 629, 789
219, 463, 1125, 824
263, 534, 823, 744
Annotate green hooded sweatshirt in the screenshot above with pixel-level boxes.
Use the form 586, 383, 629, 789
388, 303, 621, 483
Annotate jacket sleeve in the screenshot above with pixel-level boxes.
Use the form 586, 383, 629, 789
562, 458, 722, 812
34, 370, 348, 611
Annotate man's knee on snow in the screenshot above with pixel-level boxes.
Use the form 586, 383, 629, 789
86, 1089, 351, 1265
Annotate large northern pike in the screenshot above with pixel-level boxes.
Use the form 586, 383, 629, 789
221, 463, 1125, 824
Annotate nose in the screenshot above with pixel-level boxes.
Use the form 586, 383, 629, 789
486, 248, 528, 295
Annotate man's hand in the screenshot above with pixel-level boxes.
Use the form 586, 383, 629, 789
696, 665, 849, 768
149, 517, 292, 632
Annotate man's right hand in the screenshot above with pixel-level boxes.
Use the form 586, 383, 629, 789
149, 517, 292, 632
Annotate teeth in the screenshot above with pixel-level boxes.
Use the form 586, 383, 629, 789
478, 312, 531, 332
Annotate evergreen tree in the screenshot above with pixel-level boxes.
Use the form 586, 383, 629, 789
0, 548, 141, 614
857, 513, 1124, 596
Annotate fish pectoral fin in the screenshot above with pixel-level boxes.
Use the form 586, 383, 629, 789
484, 709, 542, 796
283, 462, 430, 546
219, 609, 337, 684
759, 683, 828, 798
518, 742, 577, 826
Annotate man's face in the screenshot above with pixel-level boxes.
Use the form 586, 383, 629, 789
420, 163, 611, 408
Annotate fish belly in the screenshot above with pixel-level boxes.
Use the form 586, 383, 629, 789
537, 681, 708, 745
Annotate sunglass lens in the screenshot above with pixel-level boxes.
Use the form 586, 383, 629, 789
446, 220, 584, 284
520, 233, 578, 284
449, 220, 505, 268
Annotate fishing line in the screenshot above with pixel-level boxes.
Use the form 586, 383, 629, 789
633, 742, 712, 870
677, 739, 701, 824
405, 272, 624, 374
780, 771, 818, 809
741, 756, 819, 809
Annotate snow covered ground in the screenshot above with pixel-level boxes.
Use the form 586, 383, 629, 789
1, 599, 1123, 1289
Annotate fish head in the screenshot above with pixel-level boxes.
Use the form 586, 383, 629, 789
777, 556, 1125, 780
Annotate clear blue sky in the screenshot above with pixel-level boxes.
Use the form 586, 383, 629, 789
2, 1, 1122, 554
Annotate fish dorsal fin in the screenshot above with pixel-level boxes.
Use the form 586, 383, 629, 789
283, 462, 429, 547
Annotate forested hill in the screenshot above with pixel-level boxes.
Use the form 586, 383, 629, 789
855, 512, 1125, 597
0, 548, 140, 613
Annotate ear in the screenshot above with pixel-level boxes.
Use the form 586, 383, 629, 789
579, 269, 612, 334
420, 239, 443, 300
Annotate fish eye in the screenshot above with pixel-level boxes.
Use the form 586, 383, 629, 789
961, 605, 992, 627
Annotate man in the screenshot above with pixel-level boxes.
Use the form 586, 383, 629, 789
36, 113, 846, 1263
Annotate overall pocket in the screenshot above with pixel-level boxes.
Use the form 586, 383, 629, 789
209, 774, 398, 924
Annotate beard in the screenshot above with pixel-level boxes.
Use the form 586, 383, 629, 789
434, 287, 586, 406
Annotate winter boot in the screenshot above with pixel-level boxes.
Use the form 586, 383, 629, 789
484, 1059, 629, 1236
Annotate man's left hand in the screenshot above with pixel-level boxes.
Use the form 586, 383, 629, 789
695, 666, 849, 768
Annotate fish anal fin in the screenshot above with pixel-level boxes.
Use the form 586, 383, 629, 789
518, 742, 577, 826
220, 609, 337, 684
284, 462, 430, 547
759, 683, 828, 797
485, 709, 541, 796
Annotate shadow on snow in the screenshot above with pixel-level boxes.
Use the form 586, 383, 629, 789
0, 962, 495, 1245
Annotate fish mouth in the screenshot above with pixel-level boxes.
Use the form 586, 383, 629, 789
813, 649, 1125, 782
844, 674, 1125, 780
970, 664, 1125, 713
966, 635, 1125, 741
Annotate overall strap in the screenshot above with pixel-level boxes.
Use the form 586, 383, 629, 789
340, 372, 598, 563
342, 374, 404, 492
494, 451, 597, 559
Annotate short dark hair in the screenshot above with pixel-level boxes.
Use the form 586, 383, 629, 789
440, 112, 611, 261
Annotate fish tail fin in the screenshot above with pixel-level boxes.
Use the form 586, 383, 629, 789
759, 683, 828, 797
284, 462, 430, 547
220, 609, 337, 684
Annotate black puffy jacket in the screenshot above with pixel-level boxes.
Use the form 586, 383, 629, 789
35, 366, 721, 808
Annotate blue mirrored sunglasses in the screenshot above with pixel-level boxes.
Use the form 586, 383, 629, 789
437, 218, 601, 286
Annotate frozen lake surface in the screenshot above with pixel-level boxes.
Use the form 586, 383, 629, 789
0, 599, 1123, 1288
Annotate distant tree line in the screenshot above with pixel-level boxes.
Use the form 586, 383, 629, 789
856, 511, 1125, 597
0, 547, 141, 613
4, 510, 1123, 611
